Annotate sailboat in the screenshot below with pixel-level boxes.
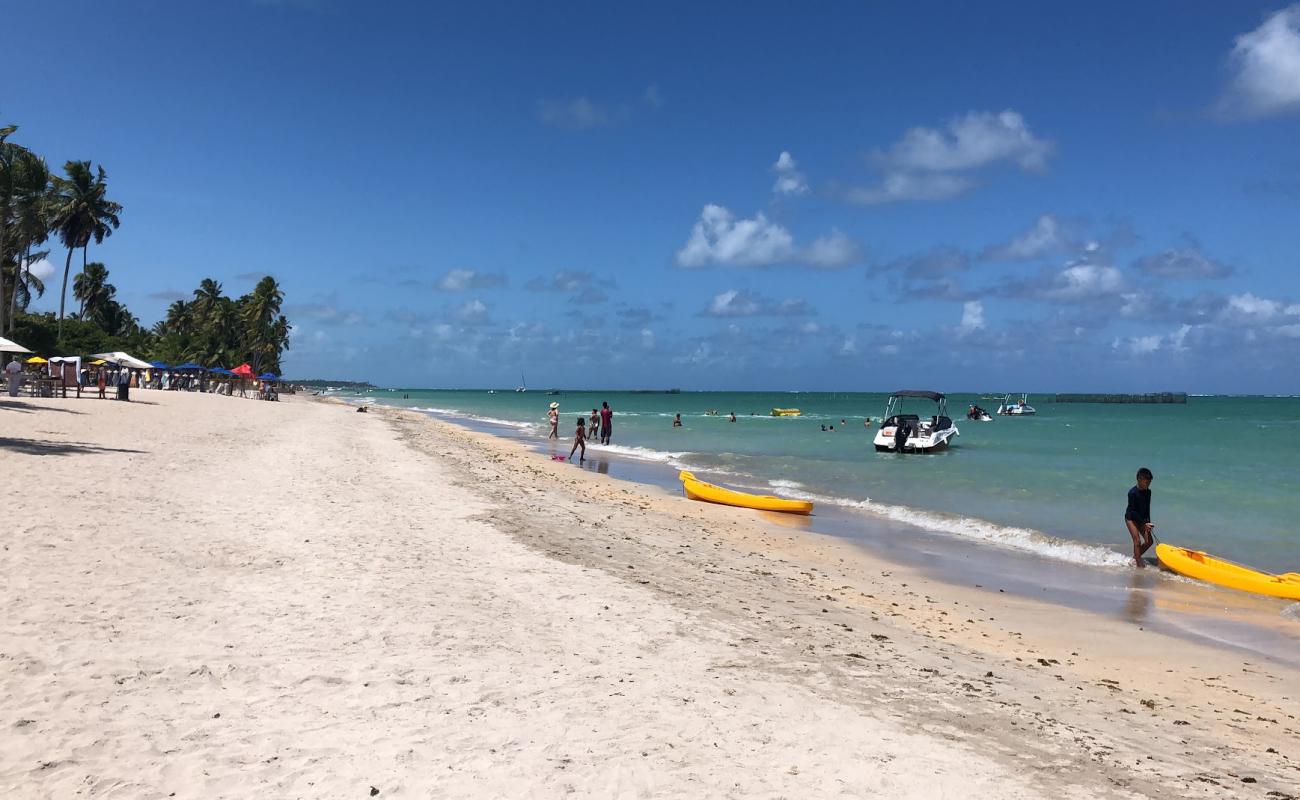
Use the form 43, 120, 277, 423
516, 372, 527, 392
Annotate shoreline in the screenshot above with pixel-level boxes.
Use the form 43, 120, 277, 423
364, 396, 1300, 668
3, 391, 1297, 797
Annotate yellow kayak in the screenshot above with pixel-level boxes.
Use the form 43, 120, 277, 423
770, 408, 801, 417
679, 471, 813, 515
1156, 543, 1300, 600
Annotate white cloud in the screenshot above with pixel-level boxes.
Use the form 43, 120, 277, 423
676, 204, 860, 268
26, 257, 55, 282
700, 289, 811, 318
1220, 5, 1300, 119
1049, 263, 1124, 299
772, 151, 809, 196
1226, 292, 1281, 319
875, 110, 1053, 173
985, 214, 1067, 261
958, 300, 986, 335
848, 110, 1052, 205
436, 268, 507, 291
537, 97, 610, 129
1113, 325, 1194, 356
802, 229, 861, 268
454, 298, 490, 325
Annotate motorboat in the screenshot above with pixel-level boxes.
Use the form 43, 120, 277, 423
873, 390, 959, 453
996, 393, 1036, 416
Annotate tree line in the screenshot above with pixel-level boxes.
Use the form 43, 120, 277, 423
1, 123, 290, 373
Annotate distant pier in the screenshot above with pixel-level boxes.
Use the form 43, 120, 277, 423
1051, 393, 1187, 404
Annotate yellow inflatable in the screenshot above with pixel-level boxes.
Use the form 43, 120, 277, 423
770, 408, 801, 417
679, 471, 813, 515
1156, 543, 1300, 600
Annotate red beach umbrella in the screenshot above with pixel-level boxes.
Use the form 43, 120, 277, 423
231, 363, 254, 378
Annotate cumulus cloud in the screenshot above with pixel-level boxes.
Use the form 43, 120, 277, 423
848, 110, 1053, 204
1219, 5, 1300, 119
27, 258, 57, 282
1001, 259, 1126, 303
983, 214, 1072, 261
1113, 325, 1194, 356
436, 268, 508, 291
1132, 244, 1233, 279
700, 289, 812, 318
958, 300, 986, 335
454, 298, 491, 325
771, 151, 809, 196
675, 204, 860, 269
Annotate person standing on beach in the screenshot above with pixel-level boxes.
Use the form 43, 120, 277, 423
569, 416, 586, 463
1125, 467, 1155, 568
548, 402, 560, 439
4, 357, 21, 397
599, 401, 613, 445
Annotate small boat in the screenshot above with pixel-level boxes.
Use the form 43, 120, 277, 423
996, 393, 1036, 416
770, 408, 801, 417
1156, 544, 1300, 600
679, 471, 813, 515
873, 390, 960, 453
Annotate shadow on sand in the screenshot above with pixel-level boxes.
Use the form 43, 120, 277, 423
0, 436, 147, 457
0, 400, 86, 415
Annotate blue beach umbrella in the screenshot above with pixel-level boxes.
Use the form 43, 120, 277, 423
258, 373, 279, 381
173, 362, 203, 371
149, 360, 169, 369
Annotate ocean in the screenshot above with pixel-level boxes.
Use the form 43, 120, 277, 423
342, 388, 1299, 650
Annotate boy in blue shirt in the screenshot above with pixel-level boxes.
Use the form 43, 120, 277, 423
1125, 467, 1155, 568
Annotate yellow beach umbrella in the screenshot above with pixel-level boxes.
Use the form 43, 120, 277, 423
89, 359, 107, 366
25, 356, 48, 364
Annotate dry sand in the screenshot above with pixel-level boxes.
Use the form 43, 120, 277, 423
1, 391, 1296, 799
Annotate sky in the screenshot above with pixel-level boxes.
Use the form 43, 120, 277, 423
6, 1, 1300, 392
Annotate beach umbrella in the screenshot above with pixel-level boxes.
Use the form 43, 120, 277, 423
91, 351, 154, 370
89, 359, 107, 366
0, 335, 33, 354
258, 372, 279, 381
149, 360, 169, 369
25, 356, 48, 364
231, 363, 254, 378
173, 361, 204, 371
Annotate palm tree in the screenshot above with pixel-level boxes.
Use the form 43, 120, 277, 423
48, 160, 121, 341
191, 278, 223, 325
242, 276, 289, 373
73, 261, 112, 318
0, 124, 36, 334
8, 152, 50, 333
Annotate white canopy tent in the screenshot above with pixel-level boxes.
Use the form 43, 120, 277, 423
0, 335, 33, 354
91, 351, 153, 370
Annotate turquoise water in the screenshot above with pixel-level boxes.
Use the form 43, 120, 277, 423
351, 389, 1299, 573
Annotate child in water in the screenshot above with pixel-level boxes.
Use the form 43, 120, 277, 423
1125, 467, 1155, 568
569, 416, 586, 464
673, 413, 682, 427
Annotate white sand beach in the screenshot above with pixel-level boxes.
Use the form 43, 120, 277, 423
2, 392, 1296, 798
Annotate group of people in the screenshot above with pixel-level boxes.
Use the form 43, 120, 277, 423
548, 400, 613, 464
673, 411, 737, 427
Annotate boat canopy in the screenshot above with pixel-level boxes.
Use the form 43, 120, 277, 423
891, 390, 945, 402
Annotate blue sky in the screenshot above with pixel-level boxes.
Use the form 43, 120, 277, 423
7, 1, 1300, 391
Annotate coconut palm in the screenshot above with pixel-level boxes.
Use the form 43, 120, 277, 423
0, 124, 37, 333
242, 276, 289, 373
7, 152, 50, 332
73, 261, 112, 318
191, 278, 224, 325
48, 160, 121, 341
